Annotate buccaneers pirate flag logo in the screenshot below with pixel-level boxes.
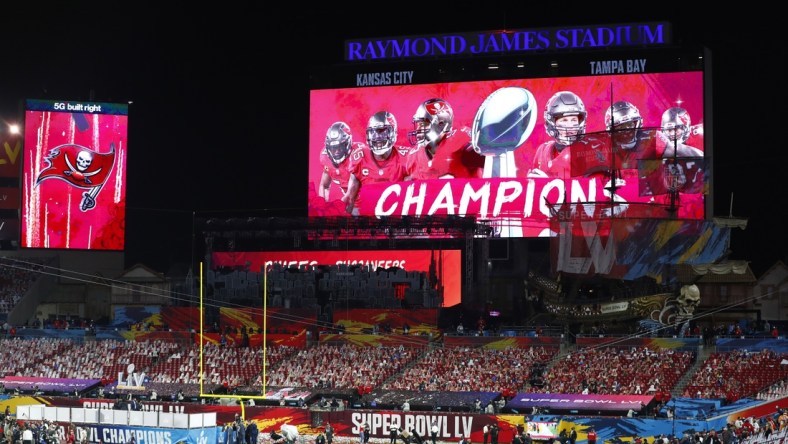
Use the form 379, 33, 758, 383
36, 143, 116, 212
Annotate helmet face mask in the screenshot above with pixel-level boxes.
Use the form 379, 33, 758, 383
367, 111, 398, 157
662, 125, 686, 143
544, 91, 587, 146
408, 118, 431, 146
661, 107, 691, 143
407, 98, 453, 147
552, 114, 584, 146
605, 101, 642, 148
324, 122, 352, 165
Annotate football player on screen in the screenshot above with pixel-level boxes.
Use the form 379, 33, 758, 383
640, 106, 705, 197
343, 111, 409, 214
405, 98, 484, 180
528, 90, 589, 178
527, 91, 631, 224
657, 107, 704, 158
318, 121, 364, 202
603, 100, 659, 170
595, 100, 663, 216
529, 90, 616, 179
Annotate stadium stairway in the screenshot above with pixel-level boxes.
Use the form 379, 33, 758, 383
379, 346, 433, 389
538, 343, 576, 381
671, 342, 714, 398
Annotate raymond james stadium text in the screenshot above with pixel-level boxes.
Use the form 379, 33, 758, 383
345, 23, 668, 61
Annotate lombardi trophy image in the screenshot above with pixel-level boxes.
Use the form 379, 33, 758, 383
471, 86, 537, 237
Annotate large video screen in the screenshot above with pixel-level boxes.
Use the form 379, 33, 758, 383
211, 249, 462, 306
21, 99, 128, 250
308, 71, 705, 237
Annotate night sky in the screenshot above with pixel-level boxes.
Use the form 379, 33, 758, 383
2, 5, 784, 276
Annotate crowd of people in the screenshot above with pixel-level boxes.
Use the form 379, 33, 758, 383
221, 414, 260, 444
1, 334, 787, 407
261, 343, 414, 390
0, 417, 72, 444
537, 346, 693, 400
380, 346, 555, 393
684, 349, 788, 401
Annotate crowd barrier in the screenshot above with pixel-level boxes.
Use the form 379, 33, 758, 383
16, 404, 217, 428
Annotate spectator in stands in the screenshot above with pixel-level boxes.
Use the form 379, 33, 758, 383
764, 416, 776, 438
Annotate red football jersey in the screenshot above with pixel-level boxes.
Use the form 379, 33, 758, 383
319, 142, 364, 195
349, 146, 409, 185
530, 140, 572, 178
405, 129, 483, 180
